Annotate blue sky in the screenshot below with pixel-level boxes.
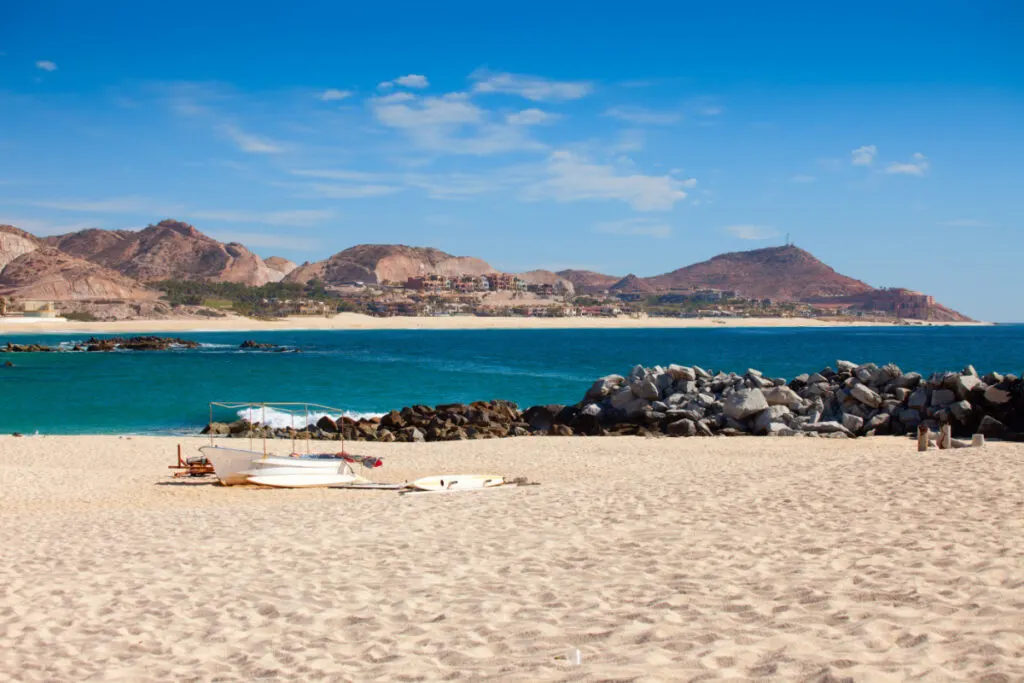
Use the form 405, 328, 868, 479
1, 1, 1022, 320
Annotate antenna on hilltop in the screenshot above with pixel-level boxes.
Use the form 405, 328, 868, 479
785, 232, 791, 247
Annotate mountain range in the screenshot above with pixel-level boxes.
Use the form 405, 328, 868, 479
0, 219, 972, 321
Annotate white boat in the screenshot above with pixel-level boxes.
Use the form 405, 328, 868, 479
199, 445, 358, 487
406, 474, 506, 492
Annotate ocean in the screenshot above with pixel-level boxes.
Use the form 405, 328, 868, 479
1, 325, 1022, 434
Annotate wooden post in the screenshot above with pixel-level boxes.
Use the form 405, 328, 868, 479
972, 433, 985, 448
917, 424, 930, 452
938, 424, 952, 449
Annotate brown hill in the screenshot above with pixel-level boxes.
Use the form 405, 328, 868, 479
1, 225, 42, 271
644, 245, 875, 300
609, 273, 658, 294
556, 269, 621, 295
264, 256, 297, 282
285, 244, 493, 286
45, 220, 273, 285
0, 246, 157, 300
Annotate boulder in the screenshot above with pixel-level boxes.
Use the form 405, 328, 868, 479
865, 413, 891, 433
692, 365, 711, 379
892, 372, 922, 389
550, 424, 574, 437
836, 360, 857, 372
841, 413, 864, 434
202, 421, 230, 435
723, 389, 769, 420
754, 405, 791, 435
908, 388, 929, 411
931, 389, 956, 407
609, 387, 636, 410
801, 421, 854, 437
984, 385, 1012, 405
978, 415, 1006, 438
949, 400, 973, 422
667, 364, 696, 381
954, 374, 982, 398
635, 379, 660, 400
850, 383, 882, 408
666, 418, 697, 436
585, 375, 623, 401
523, 404, 564, 432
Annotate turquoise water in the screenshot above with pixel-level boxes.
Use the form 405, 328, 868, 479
1, 325, 1022, 434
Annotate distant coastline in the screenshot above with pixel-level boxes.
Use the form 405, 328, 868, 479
0, 312, 992, 335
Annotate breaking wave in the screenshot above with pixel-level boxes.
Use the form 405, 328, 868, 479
235, 406, 383, 428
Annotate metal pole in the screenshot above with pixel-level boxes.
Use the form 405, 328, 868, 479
262, 403, 267, 457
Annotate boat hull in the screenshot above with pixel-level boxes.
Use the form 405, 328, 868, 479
199, 446, 354, 486
407, 474, 505, 491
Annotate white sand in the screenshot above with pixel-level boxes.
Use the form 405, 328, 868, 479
0, 312, 987, 334
1, 434, 1022, 681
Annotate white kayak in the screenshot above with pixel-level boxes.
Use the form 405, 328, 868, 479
246, 472, 358, 488
406, 474, 506, 492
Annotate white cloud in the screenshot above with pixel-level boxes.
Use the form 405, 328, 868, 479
319, 89, 351, 102
851, 144, 877, 166
595, 217, 672, 238
35, 60, 57, 72
938, 218, 987, 228
470, 69, 592, 101
506, 108, 559, 125
187, 209, 336, 227
394, 74, 429, 88
220, 125, 284, 154
884, 152, 929, 176
27, 196, 177, 214
724, 224, 779, 240
790, 174, 816, 183
525, 151, 693, 211
700, 106, 723, 116
303, 183, 401, 198
371, 92, 542, 155
603, 106, 681, 125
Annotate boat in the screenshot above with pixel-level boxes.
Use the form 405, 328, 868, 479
198, 401, 382, 488
199, 445, 360, 487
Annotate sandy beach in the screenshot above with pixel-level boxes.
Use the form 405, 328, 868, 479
0, 312, 988, 335
1, 434, 1021, 681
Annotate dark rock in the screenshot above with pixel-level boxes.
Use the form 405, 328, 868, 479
666, 418, 697, 436
201, 421, 231, 435
978, 415, 1006, 438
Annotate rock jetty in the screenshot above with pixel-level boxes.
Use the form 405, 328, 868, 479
1, 336, 201, 352
201, 361, 1024, 443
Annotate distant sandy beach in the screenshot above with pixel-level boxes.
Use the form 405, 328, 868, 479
0, 312, 989, 335
1, 434, 1021, 681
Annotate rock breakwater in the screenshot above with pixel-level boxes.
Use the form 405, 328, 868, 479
1, 336, 200, 352
201, 361, 1024, 443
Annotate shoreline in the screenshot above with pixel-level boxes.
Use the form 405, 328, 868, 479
0, 312, 992, 334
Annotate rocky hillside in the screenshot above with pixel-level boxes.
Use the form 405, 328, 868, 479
1, 225, 43, 272
643, 246, 874, 299
285, 244, 494, 285
0, 247, 158, 300
556, 269, 621, 295
264, 256, 297, 282
46, 220, 273, 285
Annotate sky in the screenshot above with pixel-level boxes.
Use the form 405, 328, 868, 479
1, 1, 1022, 320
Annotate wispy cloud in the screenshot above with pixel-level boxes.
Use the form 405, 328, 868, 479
595, 217, 672, 238
790, 174, 816, 183
851, 144, 877, 166
470, 69, 592, 101
506, 108, 559, 125
724, 224, 779, 240
603, 106, 681, 125
938, 218, 987, 228
319, 89, 351, 102
187, 209, 336, 227
289, 169, 386, 182
699, 106, 723, 116
26, 196, 178, 214
301, 183, 402, 199
35, 60, 57, 72
0, 216, 97, 236
525, 151, 694, 211
884, 152, 929, 176
220, 124, 284, 154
